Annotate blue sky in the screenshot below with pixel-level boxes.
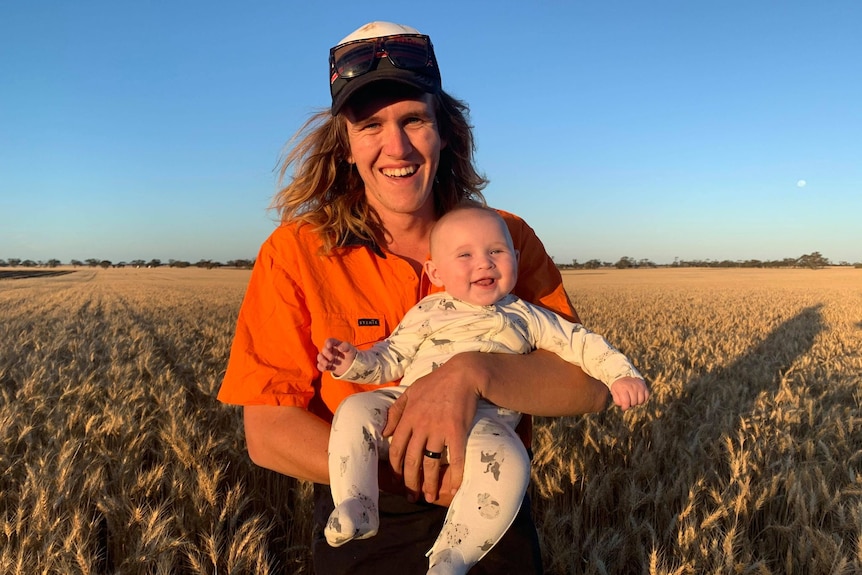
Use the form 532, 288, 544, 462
2, 1, 860, 265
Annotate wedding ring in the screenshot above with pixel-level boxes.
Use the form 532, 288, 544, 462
423, 449, 443, 460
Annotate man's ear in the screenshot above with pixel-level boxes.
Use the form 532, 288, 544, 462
424, 260, 446, 287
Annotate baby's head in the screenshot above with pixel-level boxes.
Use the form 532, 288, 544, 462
424, 205, 519, 306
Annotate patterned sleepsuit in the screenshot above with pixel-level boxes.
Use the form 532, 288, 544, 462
326, 291, 641, 575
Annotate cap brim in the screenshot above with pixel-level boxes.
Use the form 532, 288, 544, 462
331, 68, 439, 115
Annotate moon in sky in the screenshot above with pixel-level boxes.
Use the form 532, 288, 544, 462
796, 179, 807, 188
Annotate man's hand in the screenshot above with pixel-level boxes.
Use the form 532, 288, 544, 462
380, 350, 612, 503
382, 354, 481, 504
609, 376, 649, 411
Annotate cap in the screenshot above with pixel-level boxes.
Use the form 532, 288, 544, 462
329, 21, 442, 115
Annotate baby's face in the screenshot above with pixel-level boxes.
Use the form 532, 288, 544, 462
425, 209, 519, 306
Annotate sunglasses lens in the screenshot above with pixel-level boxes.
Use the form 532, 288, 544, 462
331, 35, 432, 84
333, 42, 376, 78
382, 36, 429, 69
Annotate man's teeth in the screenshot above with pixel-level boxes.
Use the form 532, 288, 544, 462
382, 166, 416, 177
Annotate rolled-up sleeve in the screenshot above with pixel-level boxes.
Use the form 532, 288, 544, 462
217, 238, 319, 408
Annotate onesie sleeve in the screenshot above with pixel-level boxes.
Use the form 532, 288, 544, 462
527, 303, 643, 388
335, 298, 431, 384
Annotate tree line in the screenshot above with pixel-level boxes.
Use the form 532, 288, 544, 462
3, 252, 859, 271
559, 252, 861, 270
0, 258, 255, 269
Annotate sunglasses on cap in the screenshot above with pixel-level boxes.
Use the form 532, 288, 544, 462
329, 34, 437, 84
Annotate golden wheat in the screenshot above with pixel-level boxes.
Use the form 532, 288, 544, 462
1, 267, 859, 574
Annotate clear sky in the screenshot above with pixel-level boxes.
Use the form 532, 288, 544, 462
2, 1, 860, 265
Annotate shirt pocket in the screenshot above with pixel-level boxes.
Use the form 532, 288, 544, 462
319, 313, 388, 350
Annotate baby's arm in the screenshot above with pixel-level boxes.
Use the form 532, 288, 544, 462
317, 296, 437, 383
525, 300, 649, 410
609, 376, 650, 411
316, 337, 358, 377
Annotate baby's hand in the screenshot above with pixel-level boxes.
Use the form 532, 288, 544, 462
316, 338, 358, 377
609, 377, 649, 411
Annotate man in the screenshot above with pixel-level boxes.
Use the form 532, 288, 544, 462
218, 21, 609, 574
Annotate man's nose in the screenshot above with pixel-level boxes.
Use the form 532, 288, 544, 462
382, 125, 412, 157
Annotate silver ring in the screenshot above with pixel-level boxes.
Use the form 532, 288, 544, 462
423, 449, 443, 460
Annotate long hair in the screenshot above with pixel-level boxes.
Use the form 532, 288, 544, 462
271, 90, 488, 253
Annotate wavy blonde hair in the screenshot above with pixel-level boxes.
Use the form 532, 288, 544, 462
271, 89, 488, 253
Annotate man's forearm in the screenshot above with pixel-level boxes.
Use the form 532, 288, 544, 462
243, 404, 454, 504
243, 405, 331, 484
468, 349, 610, 416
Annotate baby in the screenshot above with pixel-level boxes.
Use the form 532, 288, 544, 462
317, 204, 649, 575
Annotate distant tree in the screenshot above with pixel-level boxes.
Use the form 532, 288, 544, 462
99, 260, 112, 269
637, 258, 656, 268
583, 259, 602, 270
7, 258, 21, 267
147, 259, 162, 268
46, 259, 61, 268
169, 259, 190, 268
0, 259, 7, 267
130, 259, 146, 268
70, 259, 84, 267
227, 259, 254, 269
21, 260, 37, 267
615, 256, 635, 269
194, 259, 217, 269
85, 258, 99, 267
115, 261, 127, 268
796, 252, 829, 269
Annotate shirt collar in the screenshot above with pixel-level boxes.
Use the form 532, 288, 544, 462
341, 231, 386, 258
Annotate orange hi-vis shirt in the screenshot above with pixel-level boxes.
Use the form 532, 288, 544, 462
217, 208, 579, 424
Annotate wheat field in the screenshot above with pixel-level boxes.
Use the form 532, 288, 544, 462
1, 267, 860, 574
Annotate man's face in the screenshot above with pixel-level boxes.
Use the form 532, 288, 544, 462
344, 91, 443, 224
